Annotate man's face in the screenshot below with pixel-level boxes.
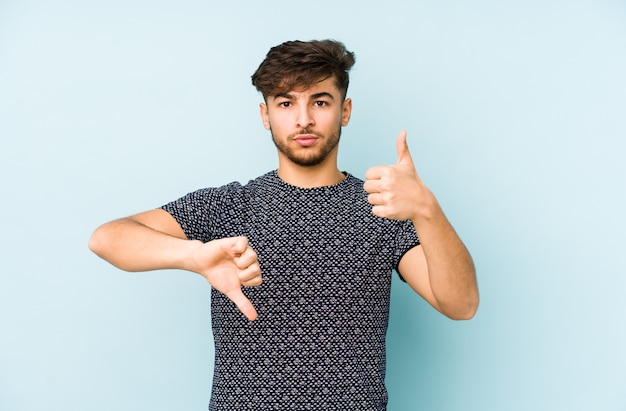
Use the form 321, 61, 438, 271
260, 77, 352, 167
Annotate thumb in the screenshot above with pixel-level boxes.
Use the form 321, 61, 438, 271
226, 288, 258, 321
395, 130, 413, 166
229, 236, 249, 256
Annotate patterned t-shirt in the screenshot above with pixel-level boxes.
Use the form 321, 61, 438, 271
162, 170, 419, 411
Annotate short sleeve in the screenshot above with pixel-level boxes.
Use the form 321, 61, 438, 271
393, 220, 420, 279
160, 188, 219, 242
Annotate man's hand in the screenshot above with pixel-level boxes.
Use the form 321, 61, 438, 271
364, 131, 435, 221
191, 236, 262, 321
364, 131, 479, 319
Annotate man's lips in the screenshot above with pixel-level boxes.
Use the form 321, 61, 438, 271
294, 134, 318, 147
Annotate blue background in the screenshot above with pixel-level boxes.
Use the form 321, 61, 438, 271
1, 1, 625, 410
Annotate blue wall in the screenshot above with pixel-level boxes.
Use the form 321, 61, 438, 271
1, 1, 625, 410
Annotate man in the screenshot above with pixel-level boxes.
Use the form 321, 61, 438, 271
89, 39, 479, 410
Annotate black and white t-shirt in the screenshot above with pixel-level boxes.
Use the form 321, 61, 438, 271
162, 170, 419, 411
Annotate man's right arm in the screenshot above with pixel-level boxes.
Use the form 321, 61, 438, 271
88, 209, 262, 320
88, 209, 196, 272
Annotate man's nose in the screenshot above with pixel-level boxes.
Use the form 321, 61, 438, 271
296, 106, 314, 129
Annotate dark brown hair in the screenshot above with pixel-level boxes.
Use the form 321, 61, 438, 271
251, 39, 356, 99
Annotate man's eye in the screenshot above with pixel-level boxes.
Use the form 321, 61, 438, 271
315, 101, 328, 107
279, 102, 291, 108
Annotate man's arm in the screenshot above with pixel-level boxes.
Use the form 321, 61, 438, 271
397, 214, 478, 320
363, 131, 479, 320
88, 209, 262, 320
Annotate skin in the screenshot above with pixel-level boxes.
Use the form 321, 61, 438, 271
88, 76, 478, 321
364, 131, 479, 319
88, 211, 262, 320
259, 78, 352, 188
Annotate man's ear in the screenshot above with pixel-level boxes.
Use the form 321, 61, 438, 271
259, 103, 270, 130
341, 98, 352, 127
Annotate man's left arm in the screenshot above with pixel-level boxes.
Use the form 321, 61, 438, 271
363, 131, 479, 320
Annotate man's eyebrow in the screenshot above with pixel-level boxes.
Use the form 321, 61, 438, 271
311, 92, 335, 100
274, 93, 295, 100
272, 92, 336, 101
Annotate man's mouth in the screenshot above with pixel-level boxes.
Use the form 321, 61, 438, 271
294, 134, 318, 147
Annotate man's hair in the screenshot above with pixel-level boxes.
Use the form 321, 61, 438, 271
251, 39, 356, 99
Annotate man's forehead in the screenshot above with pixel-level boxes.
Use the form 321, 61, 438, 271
270, 77, 340, 99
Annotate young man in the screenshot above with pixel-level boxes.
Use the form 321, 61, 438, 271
89, 39, 479, 410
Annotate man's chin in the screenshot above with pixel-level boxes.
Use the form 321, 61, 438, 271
288, 154, 326, 167
273, 135, 340, 167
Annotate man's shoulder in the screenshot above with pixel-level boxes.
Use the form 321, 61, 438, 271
188, 171, 276, 195
190, 170, 365, 200
343, 172, 365, 187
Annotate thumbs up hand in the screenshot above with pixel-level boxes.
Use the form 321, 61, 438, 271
364, 131, 434, 221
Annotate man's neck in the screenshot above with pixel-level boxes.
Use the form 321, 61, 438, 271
276, 161, 345, 188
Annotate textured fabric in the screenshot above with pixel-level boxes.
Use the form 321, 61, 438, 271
162, 171, 419, 411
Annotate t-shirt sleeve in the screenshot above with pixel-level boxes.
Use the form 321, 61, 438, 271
393, 219, 420, 280
160, 188, 219, 242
